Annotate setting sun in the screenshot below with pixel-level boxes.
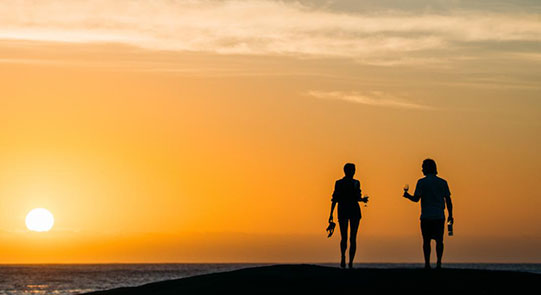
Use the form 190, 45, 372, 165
0, 1, 540, 294
25, 208, 54, 232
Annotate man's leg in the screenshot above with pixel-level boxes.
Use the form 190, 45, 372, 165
421, 220, 431, 269
348, 218, 360, 268
436, 239, 444, 269
338, 219, 349, 268
435, 219, 445, 269
423, 238, 432, 269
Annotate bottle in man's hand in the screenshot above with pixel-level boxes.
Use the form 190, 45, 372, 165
447, 220, 454, 236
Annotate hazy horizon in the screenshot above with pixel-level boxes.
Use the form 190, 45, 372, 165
0, 0, 540, 263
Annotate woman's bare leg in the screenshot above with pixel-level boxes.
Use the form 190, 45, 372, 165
338, 219, 349, 268
348, 218, 360, 268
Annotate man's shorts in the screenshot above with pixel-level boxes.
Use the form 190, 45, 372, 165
420, 219, 445, 241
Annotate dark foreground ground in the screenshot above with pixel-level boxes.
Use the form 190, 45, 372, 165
85, 264, 540, 295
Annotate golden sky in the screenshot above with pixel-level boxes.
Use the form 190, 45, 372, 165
0, 0, 540, 263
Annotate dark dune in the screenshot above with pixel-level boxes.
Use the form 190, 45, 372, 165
84, 264, 540, 295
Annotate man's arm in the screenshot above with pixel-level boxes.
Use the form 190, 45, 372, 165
446, 195, 453, 223
403, 191, 420, 202
444, 180, 453, 223
404, 179, 422, 202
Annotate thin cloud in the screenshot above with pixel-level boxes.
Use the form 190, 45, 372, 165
307, 91, 433, 110
0, 0, 540, 64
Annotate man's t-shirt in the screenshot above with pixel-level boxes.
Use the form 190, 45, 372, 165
414, 174, 451, 220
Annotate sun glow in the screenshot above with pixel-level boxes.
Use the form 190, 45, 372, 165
25, 208, 54, 232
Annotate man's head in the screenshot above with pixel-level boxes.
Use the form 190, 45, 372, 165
422, 158, 438, 175
343, 163, 356, 178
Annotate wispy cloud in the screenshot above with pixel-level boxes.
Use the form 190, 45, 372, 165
0, 0, 540, 64
307, 90, 432, 110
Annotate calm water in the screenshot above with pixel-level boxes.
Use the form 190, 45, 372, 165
0, 263, 539, 295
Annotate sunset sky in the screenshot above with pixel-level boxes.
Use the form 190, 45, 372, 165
0, 0, 540, 263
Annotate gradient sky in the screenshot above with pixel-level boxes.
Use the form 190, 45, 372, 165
0, 0, 540, 263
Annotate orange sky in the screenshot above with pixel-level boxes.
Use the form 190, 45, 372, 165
0, 1, 540, 263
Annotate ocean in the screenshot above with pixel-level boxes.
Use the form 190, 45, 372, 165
0, 263, 539, 295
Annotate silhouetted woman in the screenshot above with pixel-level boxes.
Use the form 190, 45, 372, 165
329, 163, 368, 269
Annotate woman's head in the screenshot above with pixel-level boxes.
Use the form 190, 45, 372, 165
422, 158, 438, 175
343, 163, 356, 178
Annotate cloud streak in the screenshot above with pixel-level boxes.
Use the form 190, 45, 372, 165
307, 91, 432, 110
1, 0, 540, 63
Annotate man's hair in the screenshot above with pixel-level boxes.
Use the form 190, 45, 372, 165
422, 158, 438, 175
343, 163, 356, 176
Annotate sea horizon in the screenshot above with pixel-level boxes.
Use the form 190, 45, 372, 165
1, 263, 540, 295
1, 1, 540, 294
0, 261, 541, 267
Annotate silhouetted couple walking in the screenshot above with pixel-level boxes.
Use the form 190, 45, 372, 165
328, 159, 454, 269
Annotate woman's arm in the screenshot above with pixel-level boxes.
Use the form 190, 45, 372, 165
355, 180, 363, 202
329, 201, 337, 222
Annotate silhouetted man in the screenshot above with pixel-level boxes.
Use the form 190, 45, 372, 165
403, 159, 453, 269
329, 163, 368, 269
